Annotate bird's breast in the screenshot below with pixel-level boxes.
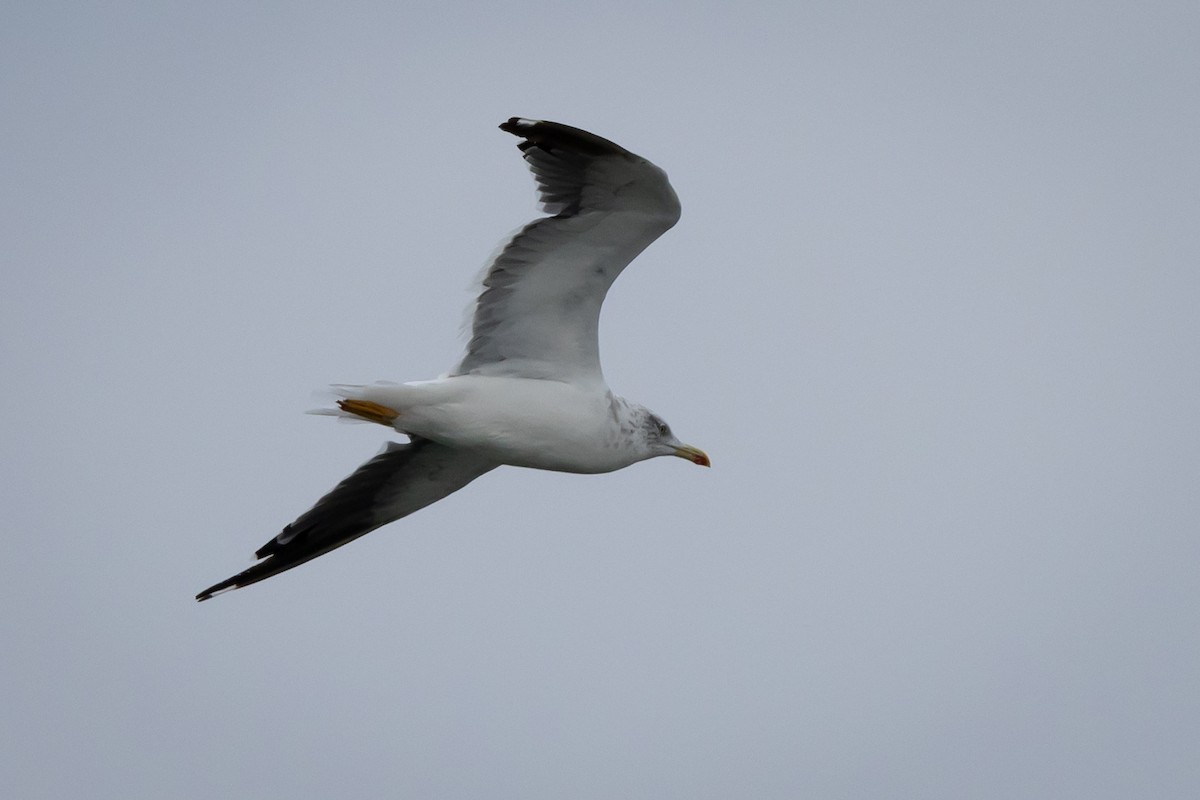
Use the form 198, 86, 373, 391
394, 376, 633, 474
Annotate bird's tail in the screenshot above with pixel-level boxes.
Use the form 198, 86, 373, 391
307, 382, 403, 424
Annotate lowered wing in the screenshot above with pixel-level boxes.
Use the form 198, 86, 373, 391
196, 439, 498, 600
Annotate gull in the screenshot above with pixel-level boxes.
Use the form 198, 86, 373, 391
196, 117, 709, 602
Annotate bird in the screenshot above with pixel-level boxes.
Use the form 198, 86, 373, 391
196, 117, 709, 601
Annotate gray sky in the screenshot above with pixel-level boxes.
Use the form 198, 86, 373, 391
3, 2, 1198, 798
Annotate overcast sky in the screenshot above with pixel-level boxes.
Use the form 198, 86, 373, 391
3, 2, 1198, 798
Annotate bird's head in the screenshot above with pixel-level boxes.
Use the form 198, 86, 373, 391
632, 407, 710, 467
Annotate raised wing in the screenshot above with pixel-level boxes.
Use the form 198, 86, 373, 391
196, 439, 498, 600
452, 117, 681, 385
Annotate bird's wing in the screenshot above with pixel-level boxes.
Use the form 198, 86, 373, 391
196, 439, 498, 600
452, 117, 681, 386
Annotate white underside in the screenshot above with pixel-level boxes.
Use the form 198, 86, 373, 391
329, 376, 641, 474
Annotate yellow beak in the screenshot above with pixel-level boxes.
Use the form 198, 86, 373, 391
673, 444, 711, 467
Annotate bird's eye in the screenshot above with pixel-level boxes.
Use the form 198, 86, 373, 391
656, 421, 669, 436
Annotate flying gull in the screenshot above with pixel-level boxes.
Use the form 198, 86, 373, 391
196, 117, 709, 601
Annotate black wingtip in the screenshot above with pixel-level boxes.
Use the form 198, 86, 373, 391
499, 116, 529, 135
498, 117, 631, 157
195, 558, 276, 601
194, 564, 266, 602
195, 579, 233, 602
194, 555, 294, 602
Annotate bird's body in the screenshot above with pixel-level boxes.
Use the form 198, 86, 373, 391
334, 377, 650, 474
197, 117, 707, 602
